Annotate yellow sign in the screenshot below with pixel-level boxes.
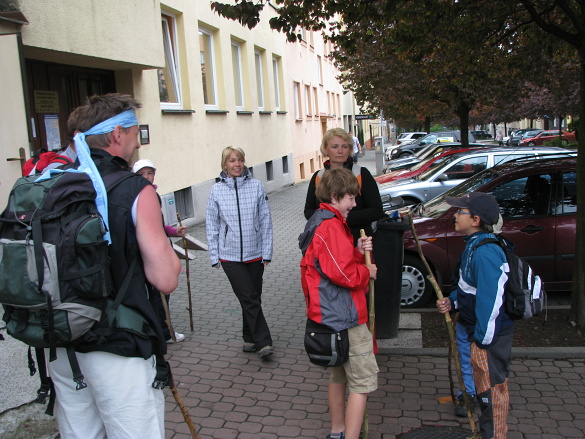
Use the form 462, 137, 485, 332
34, 90, 60, 113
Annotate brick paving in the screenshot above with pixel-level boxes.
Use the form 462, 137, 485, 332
162, 153, 585, 439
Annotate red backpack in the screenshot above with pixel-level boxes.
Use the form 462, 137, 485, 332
22, 151, 74, 176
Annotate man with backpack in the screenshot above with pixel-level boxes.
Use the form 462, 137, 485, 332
436, 192, 513, 439
46, 94, 181, 438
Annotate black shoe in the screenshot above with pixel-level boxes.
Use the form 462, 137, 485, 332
258, 345, 274, 360
243, 342, 256, 353
455, 395, 476, 417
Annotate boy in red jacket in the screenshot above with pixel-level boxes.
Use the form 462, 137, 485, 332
299, 168, 378, 439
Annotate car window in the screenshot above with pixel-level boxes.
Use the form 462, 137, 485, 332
421, 134, 437, 145
442, 156, 487, 180
489, 173, 553, 217
420, 169, 499, 218
555, 172, 577, 214
494, 153, 532, 165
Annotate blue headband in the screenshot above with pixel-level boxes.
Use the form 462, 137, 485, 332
73, 109, 139, 244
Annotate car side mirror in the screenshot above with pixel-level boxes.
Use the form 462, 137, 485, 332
436, 173, 449, 181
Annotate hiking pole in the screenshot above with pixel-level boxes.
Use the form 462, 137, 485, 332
405, 212, 480, 438
167, 367, 202, 439
176, 213, 194, 331
360, 229, 375, 439
160, 291, 177, 342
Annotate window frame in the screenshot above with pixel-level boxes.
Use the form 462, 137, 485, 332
255, 50, 265, 111
272, 56, 282, 111
199, 26, 218, 110
231, 40, 245, 110
159, 13, 183, 109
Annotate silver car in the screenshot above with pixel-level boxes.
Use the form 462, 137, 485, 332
378, 147, 571, 210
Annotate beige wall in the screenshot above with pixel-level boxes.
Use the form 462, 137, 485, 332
285, 31, 345, 182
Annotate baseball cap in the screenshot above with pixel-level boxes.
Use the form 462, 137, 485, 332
445, 192, 500, 225
132, 159, 156, 173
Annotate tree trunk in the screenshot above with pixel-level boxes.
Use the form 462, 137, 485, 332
424, 116, 431, 133
457, 102, 471, 147
570, 52, 585, 328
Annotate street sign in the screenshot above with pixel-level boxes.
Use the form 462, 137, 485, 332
355, 114, 377, 120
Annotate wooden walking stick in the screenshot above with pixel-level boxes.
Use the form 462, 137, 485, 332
167, 366, 202, 439
176, 213, 194, 331
405, 212, 480, 438
160, 291, 176, 342
360, 229, 375, 439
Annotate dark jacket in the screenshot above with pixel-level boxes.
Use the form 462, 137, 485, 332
76, 149, 166, 359
304, 158, 383, 242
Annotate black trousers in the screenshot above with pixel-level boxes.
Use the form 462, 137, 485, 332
222, 260, 273, 349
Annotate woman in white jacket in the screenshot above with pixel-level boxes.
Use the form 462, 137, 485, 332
206, 147, 274, 360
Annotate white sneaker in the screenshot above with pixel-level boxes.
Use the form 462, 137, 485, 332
167, 332, 185, 343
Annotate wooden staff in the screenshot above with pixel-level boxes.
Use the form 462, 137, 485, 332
406, 212, 480, 437
176, 213, 194, 331
168, 366, 202, 438
360, 229, 375, 439
160, 291, 176, 342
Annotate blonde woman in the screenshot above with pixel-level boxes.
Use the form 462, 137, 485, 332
206, 147, 274, 360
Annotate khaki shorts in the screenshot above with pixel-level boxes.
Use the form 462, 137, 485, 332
330, 323, 379, 393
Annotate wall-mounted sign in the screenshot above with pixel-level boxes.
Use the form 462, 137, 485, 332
355, 114, 377, 120
139, 124, 150, 145
34, 90, 60, 114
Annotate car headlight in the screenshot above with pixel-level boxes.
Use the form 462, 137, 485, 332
391, 149, 398, 157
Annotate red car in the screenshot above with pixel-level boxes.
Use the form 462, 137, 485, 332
519, 130, 576, 146
376, 147, 478, 185
398, 155, 576, 308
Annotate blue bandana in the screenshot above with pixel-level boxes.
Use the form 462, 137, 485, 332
73, 109, 138, 243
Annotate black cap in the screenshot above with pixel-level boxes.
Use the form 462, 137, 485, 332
445, 192, 500, 225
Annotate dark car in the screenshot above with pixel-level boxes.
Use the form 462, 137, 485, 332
470, 130, 492, 139
388, 130, 477, 160
509, 128, 539, 146
397, 155, 576, 308
384, 142, 486, 173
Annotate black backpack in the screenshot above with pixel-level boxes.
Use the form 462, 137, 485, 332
473, 236, 546, 320
0, 169, 158, 413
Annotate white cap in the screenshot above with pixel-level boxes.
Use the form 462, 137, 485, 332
132, 159, 156, 173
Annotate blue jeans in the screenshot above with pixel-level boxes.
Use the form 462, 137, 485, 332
456, 321, 476, 397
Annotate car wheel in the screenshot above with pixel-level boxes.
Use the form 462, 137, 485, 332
401, 197, 421, 207
561, 139, 569, 146
401, 255, 434, 308
398, 152, 413, 158
528, 141, 536, 146
506, 140, 510, 146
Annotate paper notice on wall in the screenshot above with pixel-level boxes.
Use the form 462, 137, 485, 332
44, 114, 61, 151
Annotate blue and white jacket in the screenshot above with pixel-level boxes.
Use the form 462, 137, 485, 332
206, 168, 273, 265
448, 232, 513, 348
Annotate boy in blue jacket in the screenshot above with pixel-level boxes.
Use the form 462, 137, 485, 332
436, 192, 512, 439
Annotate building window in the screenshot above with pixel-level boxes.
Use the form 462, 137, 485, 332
231, 40, 244, 110
159, 13, 182, 109
313, 87, 318, 115
199, 27, 217, 109
272, 56, 282, 111
304, 85, 311, 116
255, 50, 265, 110
326, 91, 331, 115
300, 162, 305, 180
317, 55, 323, 84
282, 156, 289, 174
293, 81, 301, 119
266, 161, 273, 181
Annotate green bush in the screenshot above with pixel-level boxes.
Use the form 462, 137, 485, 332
542, 138, 577, 149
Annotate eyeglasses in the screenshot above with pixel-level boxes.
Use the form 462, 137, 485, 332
456, 210, 472, 216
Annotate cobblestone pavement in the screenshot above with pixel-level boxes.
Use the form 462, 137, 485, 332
2, 151, 584, 439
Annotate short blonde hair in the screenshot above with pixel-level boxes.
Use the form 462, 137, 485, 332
316, 168, 360, 204
320, 128, 353, 157
221, 146, 246, 170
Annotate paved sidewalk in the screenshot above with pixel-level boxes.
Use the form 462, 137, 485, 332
162, 151, 585, 438
1, 150, 585, 438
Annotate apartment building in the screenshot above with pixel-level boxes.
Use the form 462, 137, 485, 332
0, 0, 356, 224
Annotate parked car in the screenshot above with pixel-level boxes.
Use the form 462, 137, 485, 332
384, 142, 486, 173
520, 129, 543, 141
387, 130, 477, 160
519, 130, 576, 147
396, 155, 577, 308
470, 130, 492, 139
509, 128, 540, 146
378, 146, 570, 211
396, 132, 427, 145
376, 147, 481, 185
